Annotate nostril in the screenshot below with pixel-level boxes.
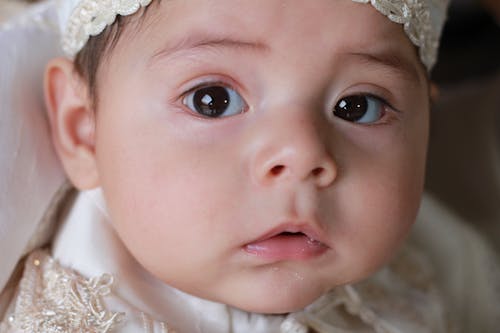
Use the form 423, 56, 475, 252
270, 165, 285, 176
312, 167, 324, 177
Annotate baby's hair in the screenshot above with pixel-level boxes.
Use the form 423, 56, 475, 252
73, 16, 126, 105
73, 1, 161, 107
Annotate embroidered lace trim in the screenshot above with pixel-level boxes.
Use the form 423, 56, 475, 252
6, 250, 125, 333
300, 245, 447, 333
61, 0, 446, 70
353, 0, 438, 70
62, 0, 152, 57
2, 251, 309, 333
2, 248, 445, 333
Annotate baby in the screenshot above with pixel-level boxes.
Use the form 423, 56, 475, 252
1, 0, 499, 332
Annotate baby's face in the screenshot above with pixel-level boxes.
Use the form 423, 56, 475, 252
92, 0, 429, 313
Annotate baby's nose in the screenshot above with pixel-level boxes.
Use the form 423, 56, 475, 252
250, 117, 337, 188
257, 147, 337, 188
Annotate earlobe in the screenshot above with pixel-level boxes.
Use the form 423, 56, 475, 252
430, 82, 440, 105
44, 57, 100, 190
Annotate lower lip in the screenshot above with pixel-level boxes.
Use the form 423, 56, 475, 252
244, 234, 328, 261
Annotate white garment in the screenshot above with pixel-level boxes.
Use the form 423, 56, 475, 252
5, 190, 493, 333
411, 196, 500, 332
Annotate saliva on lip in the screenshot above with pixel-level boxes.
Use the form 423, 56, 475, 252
279, 232, 321, 245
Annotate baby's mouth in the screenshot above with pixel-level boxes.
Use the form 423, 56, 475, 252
244, 229, 328, 261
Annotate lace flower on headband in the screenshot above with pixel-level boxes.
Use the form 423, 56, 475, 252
61, 0, 449, 69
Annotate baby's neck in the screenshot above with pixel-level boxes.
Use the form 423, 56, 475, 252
51, 190, 287, 333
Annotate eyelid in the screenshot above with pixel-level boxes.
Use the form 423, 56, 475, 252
336, 88, 400, 114
176, 74, 247, 101
362, 93, 395, 112
181, 80, 234, 100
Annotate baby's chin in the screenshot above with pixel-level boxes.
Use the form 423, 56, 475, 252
224, 287, 328, 315
198, 270, 335, 315
235, 294, 324, 315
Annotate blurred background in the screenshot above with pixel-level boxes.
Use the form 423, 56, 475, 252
427, 0, 500, 253
0, 0, 499, 252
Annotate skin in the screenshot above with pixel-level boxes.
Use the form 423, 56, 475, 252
45, 0, 430, 314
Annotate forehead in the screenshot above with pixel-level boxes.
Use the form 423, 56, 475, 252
113, 0, 425, 82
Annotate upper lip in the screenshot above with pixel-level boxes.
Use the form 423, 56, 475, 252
247, 222, 330, 247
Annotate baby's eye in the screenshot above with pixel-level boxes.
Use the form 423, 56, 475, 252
183, 85, 247, 118
333, 95, 386, 124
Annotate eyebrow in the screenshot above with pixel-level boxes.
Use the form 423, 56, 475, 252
149, 34, 270, 64
346, 51, 424, 84
148, 33, 425, 85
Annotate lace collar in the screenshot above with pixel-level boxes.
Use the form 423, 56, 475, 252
3, 190, 447, 333
6, 250, 426, 333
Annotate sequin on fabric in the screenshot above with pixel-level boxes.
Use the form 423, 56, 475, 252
7, 250, 124, 333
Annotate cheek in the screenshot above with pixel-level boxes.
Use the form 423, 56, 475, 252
97, 125, 212, 223
92, 105, 246, 277
327, 112, 428, 278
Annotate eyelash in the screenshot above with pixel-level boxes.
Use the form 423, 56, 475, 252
179, 74, 244, 99
365, 93, 398, 112
179, 79, 249, 119
177, 78, 399, 124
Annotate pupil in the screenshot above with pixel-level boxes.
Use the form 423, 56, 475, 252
334, 95, 368, 121
193, 86, 230, 117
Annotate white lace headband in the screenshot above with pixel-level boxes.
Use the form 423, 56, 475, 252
59, 0, 450, 70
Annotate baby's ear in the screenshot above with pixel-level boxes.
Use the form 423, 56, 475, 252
430, 82, 440, 105
44, 58, 99, 190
